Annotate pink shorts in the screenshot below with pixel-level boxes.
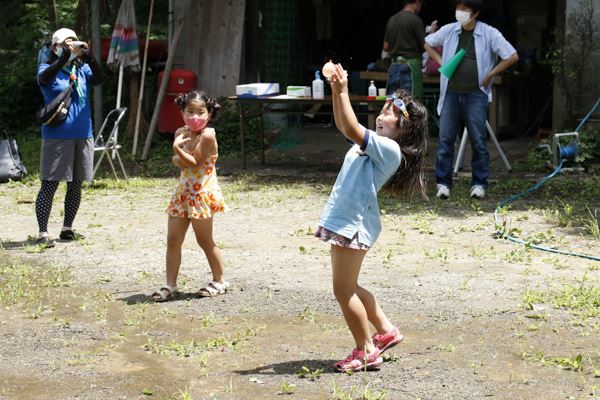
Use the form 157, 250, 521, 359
314, 226, 370, 250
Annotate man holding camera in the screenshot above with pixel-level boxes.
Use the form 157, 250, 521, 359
35, 28, 103, 247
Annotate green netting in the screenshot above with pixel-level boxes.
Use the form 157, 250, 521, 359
262, 0, 303, 89
261, 0, 304, 150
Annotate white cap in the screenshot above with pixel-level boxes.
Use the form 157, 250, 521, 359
51, 28, 78, 46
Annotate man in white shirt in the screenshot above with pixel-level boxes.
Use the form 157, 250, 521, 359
425, 0, 518, 199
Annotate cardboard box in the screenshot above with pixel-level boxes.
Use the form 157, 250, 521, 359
286, 86, 311, 97
235, 83, 279, 97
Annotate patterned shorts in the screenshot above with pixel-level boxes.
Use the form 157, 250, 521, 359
314, 226, 370, 250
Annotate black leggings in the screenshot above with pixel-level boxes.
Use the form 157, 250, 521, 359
35, 180, 82, 233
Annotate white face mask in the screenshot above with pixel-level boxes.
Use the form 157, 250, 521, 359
456, 10, 472, 26
54, 46, 77, 61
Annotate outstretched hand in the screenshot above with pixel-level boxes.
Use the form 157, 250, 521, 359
329, 63, 349, 95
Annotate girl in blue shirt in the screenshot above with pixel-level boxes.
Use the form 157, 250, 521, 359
315, 63, 428, 372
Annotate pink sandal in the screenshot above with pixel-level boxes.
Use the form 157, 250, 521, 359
372, 326, 404, 354
334, 348, 383, 372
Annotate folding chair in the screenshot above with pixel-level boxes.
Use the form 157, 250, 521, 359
453, 120, 512, 175
92, 107, 128, 181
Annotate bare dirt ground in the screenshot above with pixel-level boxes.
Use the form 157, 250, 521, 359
1, 130, 599, 400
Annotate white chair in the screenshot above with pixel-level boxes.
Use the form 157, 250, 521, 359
92, 107, 128, 181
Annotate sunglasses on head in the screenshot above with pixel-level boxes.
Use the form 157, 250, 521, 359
385, 95, 409, 119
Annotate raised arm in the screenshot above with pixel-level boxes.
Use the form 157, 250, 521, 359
38, 50, 70, 85
329, 64, 365, 146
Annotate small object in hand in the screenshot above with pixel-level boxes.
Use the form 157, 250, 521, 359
322, 60, 335, 78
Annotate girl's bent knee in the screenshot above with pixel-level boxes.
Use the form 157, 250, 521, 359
333, 287, 354, 304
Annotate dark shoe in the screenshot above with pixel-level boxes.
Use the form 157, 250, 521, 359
36, 236, 55, 248
59, 230, 85, 241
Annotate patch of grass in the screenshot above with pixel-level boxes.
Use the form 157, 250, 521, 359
278, 382, 296, 395
292, 226, 314, 237
424, 247, 448, 263
299, 306, 318, 323
503, 248, 533, 264
469, 243, 496, 259
522, 348, 586, 373
135, 271, 154, 284
0, 256, 71, 314
296, 366, 323, 380
460, 273, 478, 290
95, 274, 112, 284
331, 380, 387, 400
582, 207, 600, 239
142, 327, 259, 357
199, 312, 218, 328
410, 216, 434, 235
437, 343, 456, 353
522, 275, 600, 320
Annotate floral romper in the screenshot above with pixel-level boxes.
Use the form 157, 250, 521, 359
166, 153, 227, 219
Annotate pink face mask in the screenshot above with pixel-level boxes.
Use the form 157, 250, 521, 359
182, 114, 208, 131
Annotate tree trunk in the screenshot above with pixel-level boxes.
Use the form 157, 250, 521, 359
46, 0, 58, 32
126, 71, 149, 139
76, 0, 91, 39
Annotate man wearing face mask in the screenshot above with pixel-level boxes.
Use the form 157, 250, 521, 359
35, 28, 104, 247
424, 0, 518, 200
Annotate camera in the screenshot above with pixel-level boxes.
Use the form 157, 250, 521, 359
71, 40, 88, 49
70, 41, 89, 55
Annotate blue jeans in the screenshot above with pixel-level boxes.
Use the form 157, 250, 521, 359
386, 63, 412, 95
436, 90, 489, 188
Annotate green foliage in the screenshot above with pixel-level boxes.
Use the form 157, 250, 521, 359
0, 2, 55, 128
212, 98, 262, 158
544, 0, 600, 128
577, 128, 600, 171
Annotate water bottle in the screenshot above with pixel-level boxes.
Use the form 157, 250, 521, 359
368, 80, 377, 98
312, 71, 324, 100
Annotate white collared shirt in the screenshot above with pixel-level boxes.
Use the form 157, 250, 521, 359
425, 21, 517, 115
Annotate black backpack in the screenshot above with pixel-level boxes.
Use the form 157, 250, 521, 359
0, 129, 27, 183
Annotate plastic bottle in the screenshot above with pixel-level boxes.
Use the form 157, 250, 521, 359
368, 80, 377, 99
312, 71, 324, 100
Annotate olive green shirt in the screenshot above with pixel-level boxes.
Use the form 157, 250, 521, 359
384, 11, 425, 59
448, 28, 479, 93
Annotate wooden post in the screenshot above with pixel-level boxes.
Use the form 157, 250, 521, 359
141, 18, 184, 160
132, 0, 154, 158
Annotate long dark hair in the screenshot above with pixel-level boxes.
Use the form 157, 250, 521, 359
384, 89, 428, 199
174, 90, 221, 119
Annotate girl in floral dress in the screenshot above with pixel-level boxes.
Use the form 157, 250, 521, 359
152, 90, 229, 301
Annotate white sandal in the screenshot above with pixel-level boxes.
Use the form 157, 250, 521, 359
151, 285, 179, 302
197, 281, 229, 297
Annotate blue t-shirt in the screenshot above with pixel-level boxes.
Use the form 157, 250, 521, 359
37, 62, 93, 139
318, 128, 402, 247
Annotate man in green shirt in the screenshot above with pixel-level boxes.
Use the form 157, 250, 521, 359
383, 0, 425, 99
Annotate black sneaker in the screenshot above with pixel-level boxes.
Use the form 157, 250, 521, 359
59, 230, 85, 241
36, 236, 55, 248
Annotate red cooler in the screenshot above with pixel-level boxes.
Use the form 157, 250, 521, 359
158, 69, 198, 133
